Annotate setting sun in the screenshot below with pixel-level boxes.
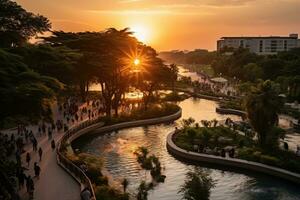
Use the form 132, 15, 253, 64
131, 25, 150, 43
133, 58, 140, 66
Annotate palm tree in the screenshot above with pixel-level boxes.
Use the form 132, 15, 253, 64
122, 178, 129, 193
245, 80, 283, 148
179, 168, 215, 200
137, 181, 148, 200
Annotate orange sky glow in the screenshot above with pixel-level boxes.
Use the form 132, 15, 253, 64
16, 0, 300, 51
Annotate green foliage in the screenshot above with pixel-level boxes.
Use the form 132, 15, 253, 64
137, 181, 151, 200
245, 80, 283, 148
242, 63, 263, 82
179, 168, 215, 200
175, 125, 252, 151
95, 185, 129, 200
163, 92, 189, 102
181, 117, 196, 128
134, 147, 165, 182
0, 49, 63, 126
10, 44, 81, 84
219, 100, 243, 110
159, 49, 216, 66
259, 155, 280, 166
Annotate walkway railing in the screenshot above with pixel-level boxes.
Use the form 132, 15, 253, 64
56, 118, 102, 200
56, 108, 182, 200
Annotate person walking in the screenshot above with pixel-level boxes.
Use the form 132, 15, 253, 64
80, 187, 91, 200
38, 147, 43, 161
26, 152, 31, 167
17, 169, 26, 190
51, 139, 56, 151
26, 175, 34, 199
32, 137, 38, 152
48, 127, 52, 140
34, 162, 41, 179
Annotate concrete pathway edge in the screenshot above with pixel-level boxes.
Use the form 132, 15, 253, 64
166, 131, 300, 185
57, 108, 182, 199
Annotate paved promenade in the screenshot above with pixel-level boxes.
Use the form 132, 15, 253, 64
4, 100, 101, 200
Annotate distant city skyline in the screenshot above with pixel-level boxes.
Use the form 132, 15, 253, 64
16, 0, 300, 51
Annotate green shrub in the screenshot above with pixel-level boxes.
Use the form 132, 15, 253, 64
283, 160, 300, 173
95, 185, 129, 200
94, 175, 108, 186
259, 155, 280, 166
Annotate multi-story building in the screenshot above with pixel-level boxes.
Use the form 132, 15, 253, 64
217, 34, 300, 55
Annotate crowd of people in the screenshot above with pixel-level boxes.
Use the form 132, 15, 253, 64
0, 97, 103, 200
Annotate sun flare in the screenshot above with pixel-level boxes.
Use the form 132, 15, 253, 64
133, 58, 140, 66
131, 25, 150, 43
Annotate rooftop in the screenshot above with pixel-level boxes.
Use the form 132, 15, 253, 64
221, 34, 298, 40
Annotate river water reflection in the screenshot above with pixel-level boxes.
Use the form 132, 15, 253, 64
74, 98, 300, 200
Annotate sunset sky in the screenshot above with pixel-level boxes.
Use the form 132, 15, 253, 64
16, 0, 300, 51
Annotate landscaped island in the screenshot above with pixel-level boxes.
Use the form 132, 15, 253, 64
173, 120, 300, 174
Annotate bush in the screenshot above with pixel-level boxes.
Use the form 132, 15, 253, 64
260, 155, 280, 166
237, 148, 261, 162
163, 92, 189, 102
94, 176, 108, 186
95, 185, 129, 200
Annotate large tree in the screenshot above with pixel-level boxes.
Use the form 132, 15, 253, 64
245, 80, 283, 148
9, 44, 81, 85
0, 49, 63, 127
0, 0, 51, 47
136, 46, 170, 110
43, 31, 105, 100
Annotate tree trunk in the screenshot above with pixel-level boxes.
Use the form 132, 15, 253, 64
79, 81, 86, 102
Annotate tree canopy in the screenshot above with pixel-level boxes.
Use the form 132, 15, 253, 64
0, 49, 63, 126
245, 80, 283, 148
0, 0, 51, 47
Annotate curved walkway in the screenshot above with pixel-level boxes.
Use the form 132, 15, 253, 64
14, 101, 99, 200
52, 107, 182, 200
166, 131, 300, 185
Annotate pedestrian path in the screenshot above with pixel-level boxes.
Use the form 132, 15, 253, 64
19, 132, 81, 200
12, 100, 101, 200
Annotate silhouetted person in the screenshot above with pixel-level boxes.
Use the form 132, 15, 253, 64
51, 140, 56, 151
80, 187, 91, 200
221, 149, 226, 157
15, 150, 21, 166
229, 148, 235, 158
284, 142, 289, 151
38, 147, 43, 161
34, 162, 41, 179
32, 138, 38, 152
26, 175, 34, 199
48, 128, 52, 140
26, 152, 31, 166
17, 169, 26, 189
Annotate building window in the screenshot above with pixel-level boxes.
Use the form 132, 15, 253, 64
259, 40, 263, 52
240, 40, 244, 47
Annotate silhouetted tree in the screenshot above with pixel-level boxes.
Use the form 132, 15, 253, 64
0, 0, 51, 47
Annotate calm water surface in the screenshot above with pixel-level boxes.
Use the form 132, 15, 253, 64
74, 98, 300, 200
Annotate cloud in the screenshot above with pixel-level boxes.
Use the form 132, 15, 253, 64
86, 9, 172, 15
201, 0, 256, 6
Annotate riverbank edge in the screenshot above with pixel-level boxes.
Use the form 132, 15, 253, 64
56, 108, 182, 198
166, 131, 300, 185
215, 107, 246, 117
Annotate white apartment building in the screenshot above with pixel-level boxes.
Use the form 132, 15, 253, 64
217, 34, 300, 55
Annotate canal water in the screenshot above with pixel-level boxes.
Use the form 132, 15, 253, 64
73, 98, 300, 200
